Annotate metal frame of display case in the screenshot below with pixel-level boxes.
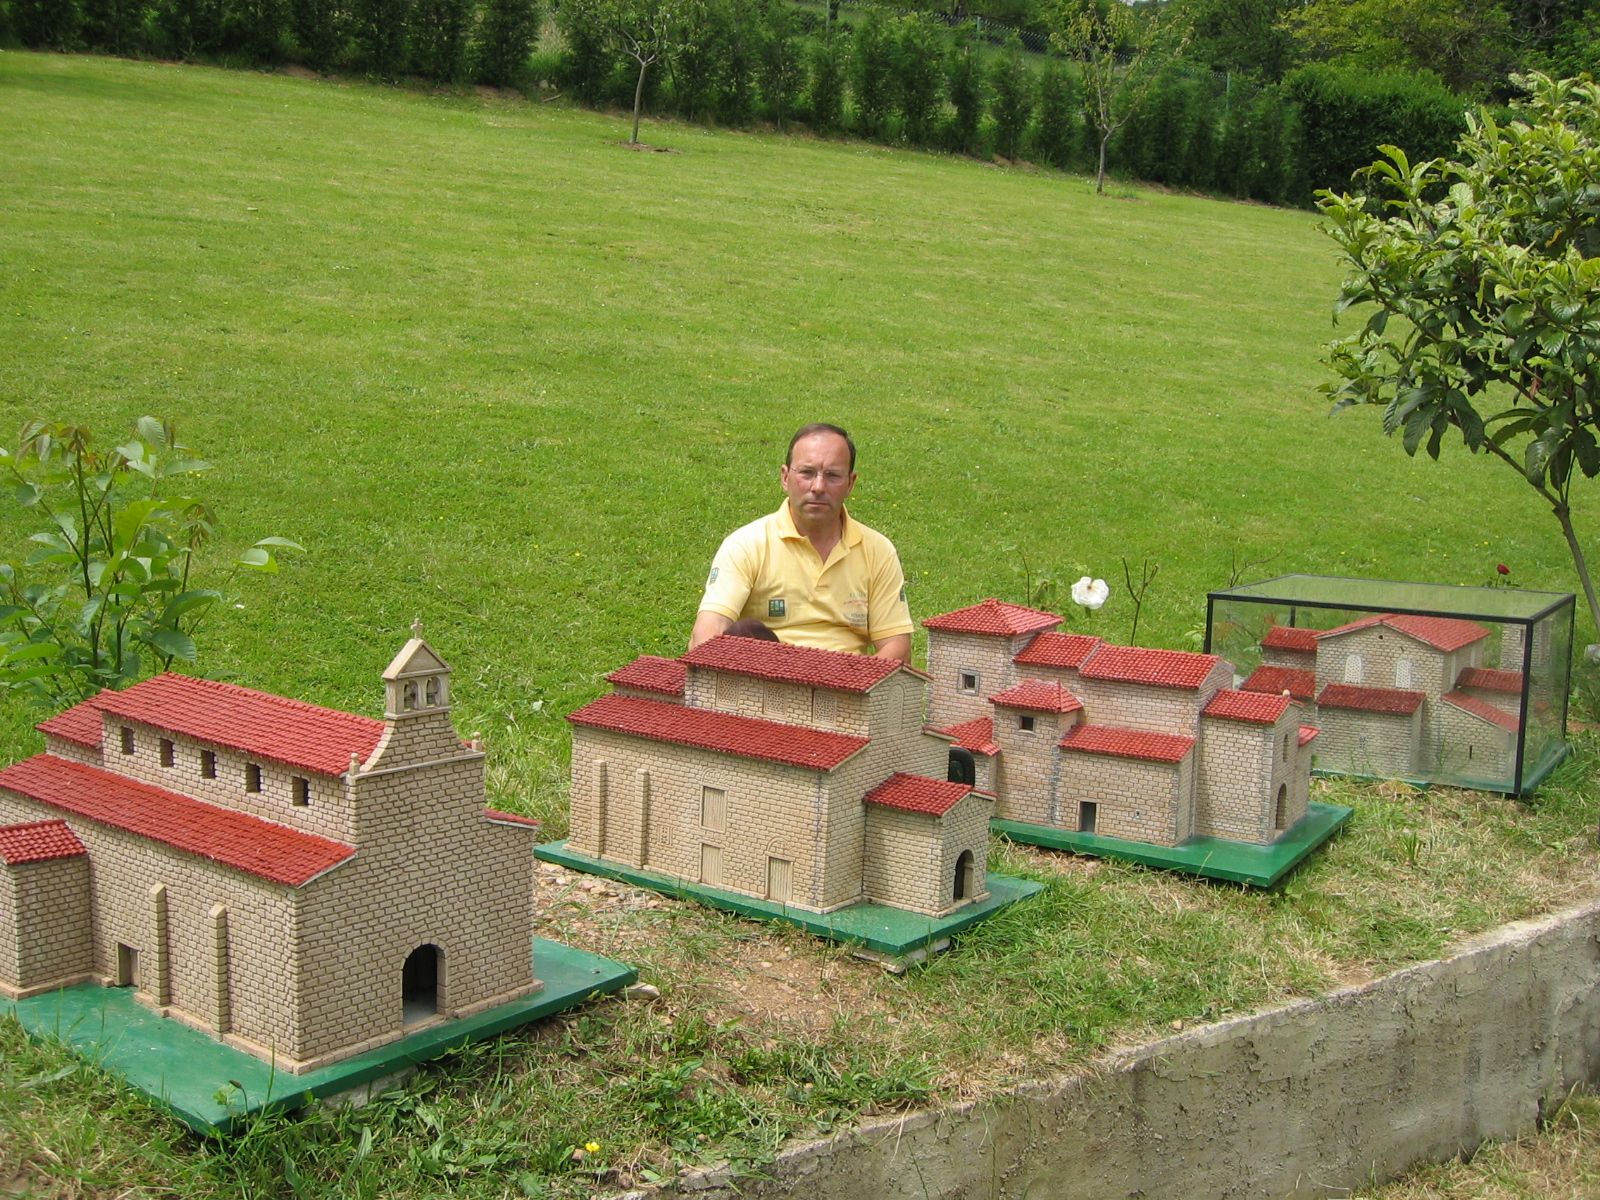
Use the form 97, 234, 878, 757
1205, 575, 1574, 796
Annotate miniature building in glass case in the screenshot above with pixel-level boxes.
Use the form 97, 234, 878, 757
1206, 575, 1573, 795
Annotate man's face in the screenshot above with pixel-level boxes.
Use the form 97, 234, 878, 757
780, 431, 856, 529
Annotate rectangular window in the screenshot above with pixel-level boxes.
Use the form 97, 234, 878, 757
200, 749, 217, 779
245, 762, 262, 793
159, 738, 175, 767
119, 727, 135, 755
958, 671, 979, 695
293, 776, 311, 807
701, 786, 726, 831
1019, 715, 1036, 732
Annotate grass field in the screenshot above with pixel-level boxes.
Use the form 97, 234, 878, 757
2, 51, 1598, 1198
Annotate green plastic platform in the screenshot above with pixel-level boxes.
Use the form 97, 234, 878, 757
537, 840, 1044, 959
1, 937, 634, 1135
992, 800, 1354, 888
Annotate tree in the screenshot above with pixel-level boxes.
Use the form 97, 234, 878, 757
0, 418, 299, 706
610, 0, 702, 144
894, 13, 947, 146
851, 10, 896, 138
944, 31, 983, 156
1317, 73, 1600, 636
1050, 0, 1192, 194
1279, 0, 1514, 96
755, 0, 802, 128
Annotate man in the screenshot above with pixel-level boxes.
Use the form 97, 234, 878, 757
690, 424, 912, 661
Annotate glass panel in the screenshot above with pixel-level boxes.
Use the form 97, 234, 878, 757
1206, 576, 1574, 795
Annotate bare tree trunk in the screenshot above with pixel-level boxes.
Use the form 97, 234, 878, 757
631, 60, 648, 144
1553, 499, 1600, 639
1096, 131, 1109, 194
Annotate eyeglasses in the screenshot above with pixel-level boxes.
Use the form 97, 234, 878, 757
789, 468, 851, 487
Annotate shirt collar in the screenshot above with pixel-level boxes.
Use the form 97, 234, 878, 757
776, 502, 862, 547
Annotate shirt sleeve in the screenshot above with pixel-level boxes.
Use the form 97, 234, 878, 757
868, 539, 914, 642
698, 529, 759, 621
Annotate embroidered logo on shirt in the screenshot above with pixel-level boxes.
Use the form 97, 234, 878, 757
708, 567, 719, 584
769, 599, 786, 618
899, 584, 907, 602
843, 598, 869, 627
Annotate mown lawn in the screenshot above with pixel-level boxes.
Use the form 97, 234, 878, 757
2, 51, 1596, 1198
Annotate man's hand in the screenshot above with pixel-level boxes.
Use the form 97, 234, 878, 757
873, 634, 911, 663
689, 611, 733, 650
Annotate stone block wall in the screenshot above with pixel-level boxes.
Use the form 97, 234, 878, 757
1315, 708, 1422, 778
0, 856, 92, 997
1056, 754, 1190, 844
862, 794, 990, 917
1073, 668, 1227, 736
99, 719, 353, 843
0, 789, 303, 1057
927, 633, 1023, 728
991, 710, 1070, 826
570, 728, 834, 910
1434, 707, 1513, 781
1196, 719, 1279, 843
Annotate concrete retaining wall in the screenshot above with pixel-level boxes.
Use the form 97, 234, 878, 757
650, 895, 1600, 1199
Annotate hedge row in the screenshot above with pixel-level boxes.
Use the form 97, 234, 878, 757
4, 0, 1470, 204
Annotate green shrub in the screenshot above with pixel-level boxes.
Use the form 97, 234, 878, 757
290, 0, 348, 70
988, 35, 1030, 160
893, 12, 945, 146
353, 0, 411, 77
556, 0, 617, 103
1282, 62, 1466, 198
473, 0, 538, 86
80, 0, 149, 53
756, 0, 802, 127
409, 0, 473, 80
222, 0, 290, 62
14, 0, 83, 47
806, 28, 846, 131
850, 9, 894, 137
1030, 58, 1077, 170
151, 0, 227, 57
943, 32, 982, 156
667, 0, 726, 120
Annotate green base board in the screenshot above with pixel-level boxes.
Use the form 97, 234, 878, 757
536, 841, 1044, 958
1, 937, 635, 1136
991, 801, 1354, 888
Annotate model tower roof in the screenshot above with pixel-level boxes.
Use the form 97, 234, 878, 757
923, 599, 1061, 637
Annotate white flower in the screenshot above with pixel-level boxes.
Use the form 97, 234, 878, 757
1071, 576, 1109, 611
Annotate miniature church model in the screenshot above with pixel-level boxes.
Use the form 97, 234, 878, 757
1242, 613, 1520, 781
0, 631, 542, 1074
922, 600, 1318, 847
566, 635, 993, 918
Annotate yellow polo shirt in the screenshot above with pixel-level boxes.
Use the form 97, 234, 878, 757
698, 503, 913, 654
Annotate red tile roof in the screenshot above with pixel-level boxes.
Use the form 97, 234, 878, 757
681, 636, 903, 693
1456, 667, 1524, 695
0, 755, 354, 886
1202, 689, 1290, 724
484, 807, 541, 829
1315, 683, 1425, 716
1317, 614, 1490, 653
0, 818, 86, 865
606, 655, 687, 697
93, 674, 383, 778
1261, 626, 1319, 654
1078, 645, 1223, 690
1241, 665, 1317, 702
863, 772, 974, 817
1013, 632, 1102, 669
568, 693, 867, 771
1299, 725, 1319, 747
1059, 724, 1194, 764
36, 693, 113, 749
989, 680, 1084, 714
923, 599, 1061, 637
1440, 691, 1520, 732
934, 716, 1000, 755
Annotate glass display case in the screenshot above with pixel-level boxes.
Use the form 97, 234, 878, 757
1205, 575, 1573, 796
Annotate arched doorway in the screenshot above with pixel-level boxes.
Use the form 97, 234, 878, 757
1274, 785, 1288, 831
402, 944, 441, 1025
953, 850, 974, 901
